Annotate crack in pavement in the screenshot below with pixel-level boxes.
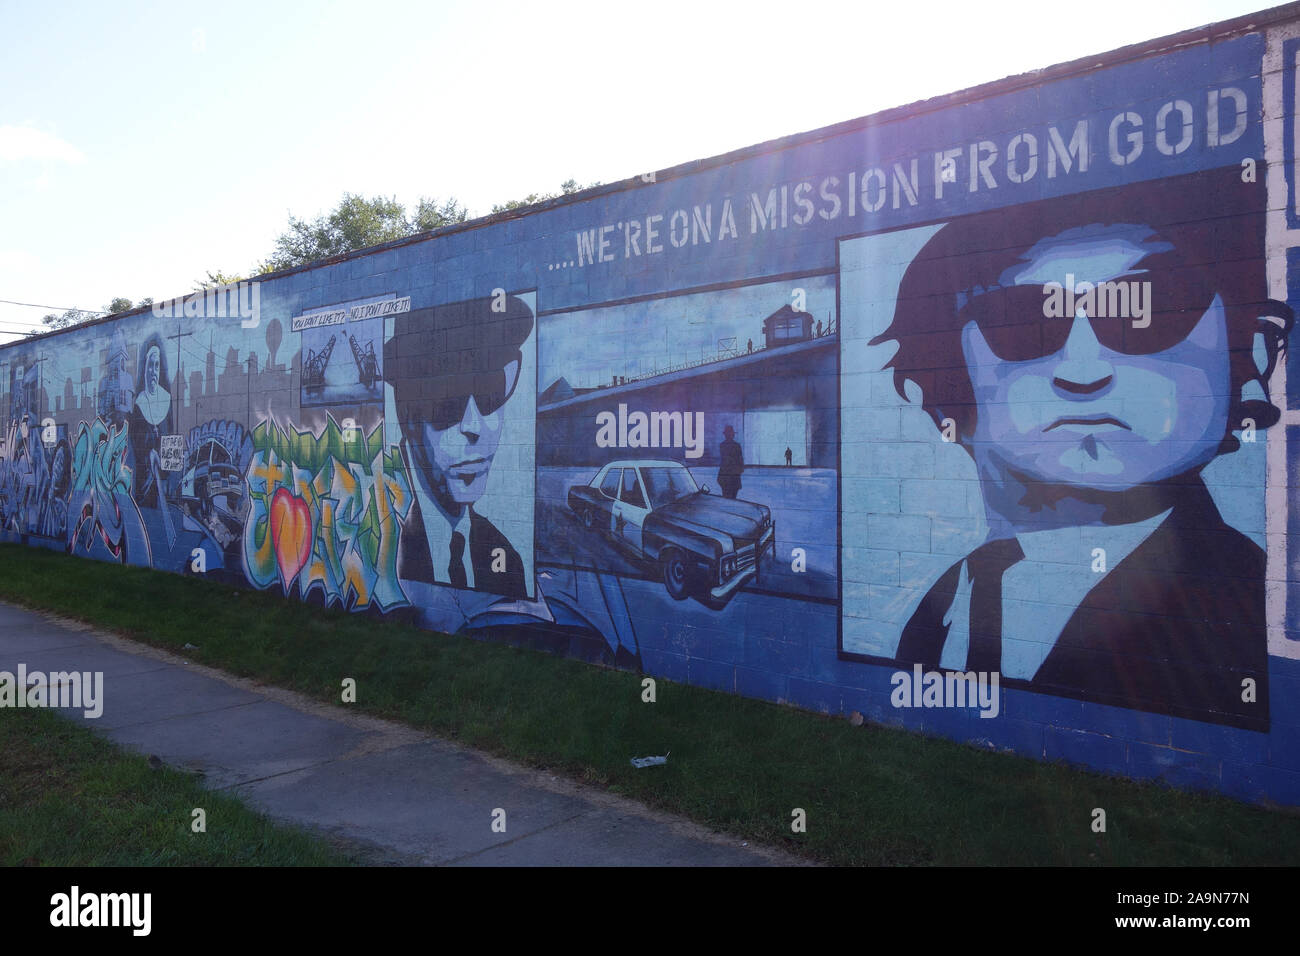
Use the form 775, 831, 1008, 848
435, 810, 592, 866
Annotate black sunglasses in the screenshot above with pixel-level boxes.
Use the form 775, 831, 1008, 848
411, 359, 522, 432
958, 270, 1219, 362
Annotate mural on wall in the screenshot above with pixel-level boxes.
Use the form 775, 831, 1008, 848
534, 277, 839, 664
68, 416, 151, 565
242, 413, 413, 611
2, 25, 1297, 802
0, 328, 248, 571
177, 418, 254, 565
128, 333, 175, 552
297, 294, 399, 407
385, 293, 535, 601
840, 166, 1288, 731
0, 416, 70, 543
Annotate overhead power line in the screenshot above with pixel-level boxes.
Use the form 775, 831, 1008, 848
0, 298, 110, 317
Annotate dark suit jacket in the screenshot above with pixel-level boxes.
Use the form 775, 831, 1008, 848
896, 482, 1269, 731
397, 496, 528, 600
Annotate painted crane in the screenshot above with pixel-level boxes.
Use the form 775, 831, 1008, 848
347, 333, 379, 389
302, 335, 337, 392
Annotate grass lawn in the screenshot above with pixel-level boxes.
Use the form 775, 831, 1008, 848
1, 542, 1297, 866
0, 705, 353, 866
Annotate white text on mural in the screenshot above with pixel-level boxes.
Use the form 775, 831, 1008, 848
574, 89, 1250, 267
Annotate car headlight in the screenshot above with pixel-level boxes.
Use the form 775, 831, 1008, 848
720, 556, 736, 579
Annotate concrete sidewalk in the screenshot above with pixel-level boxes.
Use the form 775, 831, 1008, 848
0, 601, 804, 866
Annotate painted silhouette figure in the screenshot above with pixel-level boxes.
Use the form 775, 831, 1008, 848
784, 447, 793, 466
718, 425, 744, 499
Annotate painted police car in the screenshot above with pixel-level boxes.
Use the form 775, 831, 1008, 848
567, 459, 775, 603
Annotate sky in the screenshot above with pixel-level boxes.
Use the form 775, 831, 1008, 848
0, 0, 1279, 344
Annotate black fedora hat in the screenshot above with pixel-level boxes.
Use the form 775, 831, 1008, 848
385, 293, 534, 432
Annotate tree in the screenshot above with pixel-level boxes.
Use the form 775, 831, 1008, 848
204, 183, 588, 281
254, 193, 469, 274
193, 270, 243, 291
411, 196, 468, 233
490, 178, 598, 214
37, 309, 98, 333
32, 294, 144, 334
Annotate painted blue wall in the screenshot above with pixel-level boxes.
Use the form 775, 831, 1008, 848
4, 25, 1299, 804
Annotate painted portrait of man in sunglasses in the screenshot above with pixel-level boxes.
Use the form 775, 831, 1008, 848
384, 293, 534, 598
872, 165, 1291, 730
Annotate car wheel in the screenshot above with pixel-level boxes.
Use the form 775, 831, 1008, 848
662, 549, 690, 601
582, 507, 595, 531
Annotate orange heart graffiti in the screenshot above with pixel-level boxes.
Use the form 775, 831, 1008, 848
270, 487, 313, 592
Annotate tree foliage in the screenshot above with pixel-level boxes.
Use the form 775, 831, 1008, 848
490, 178, 598, 214
193, 270, 244, 291
35, 295, 141, 335
254, 193, 468, 274
38, 309, 98, 333
57, 182, 595, 332
410, 196, 469, 233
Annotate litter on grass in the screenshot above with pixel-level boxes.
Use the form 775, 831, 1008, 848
630, 752, 670, 768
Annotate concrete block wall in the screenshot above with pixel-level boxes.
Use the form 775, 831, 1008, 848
4, 3, 1300, 806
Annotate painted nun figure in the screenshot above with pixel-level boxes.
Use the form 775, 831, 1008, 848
128, 336, 171, 509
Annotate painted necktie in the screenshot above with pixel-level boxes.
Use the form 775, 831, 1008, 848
966, 537, 1025, 673
448, 531, 468, 588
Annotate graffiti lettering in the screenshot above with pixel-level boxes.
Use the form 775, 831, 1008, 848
242, 415, 413, 611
